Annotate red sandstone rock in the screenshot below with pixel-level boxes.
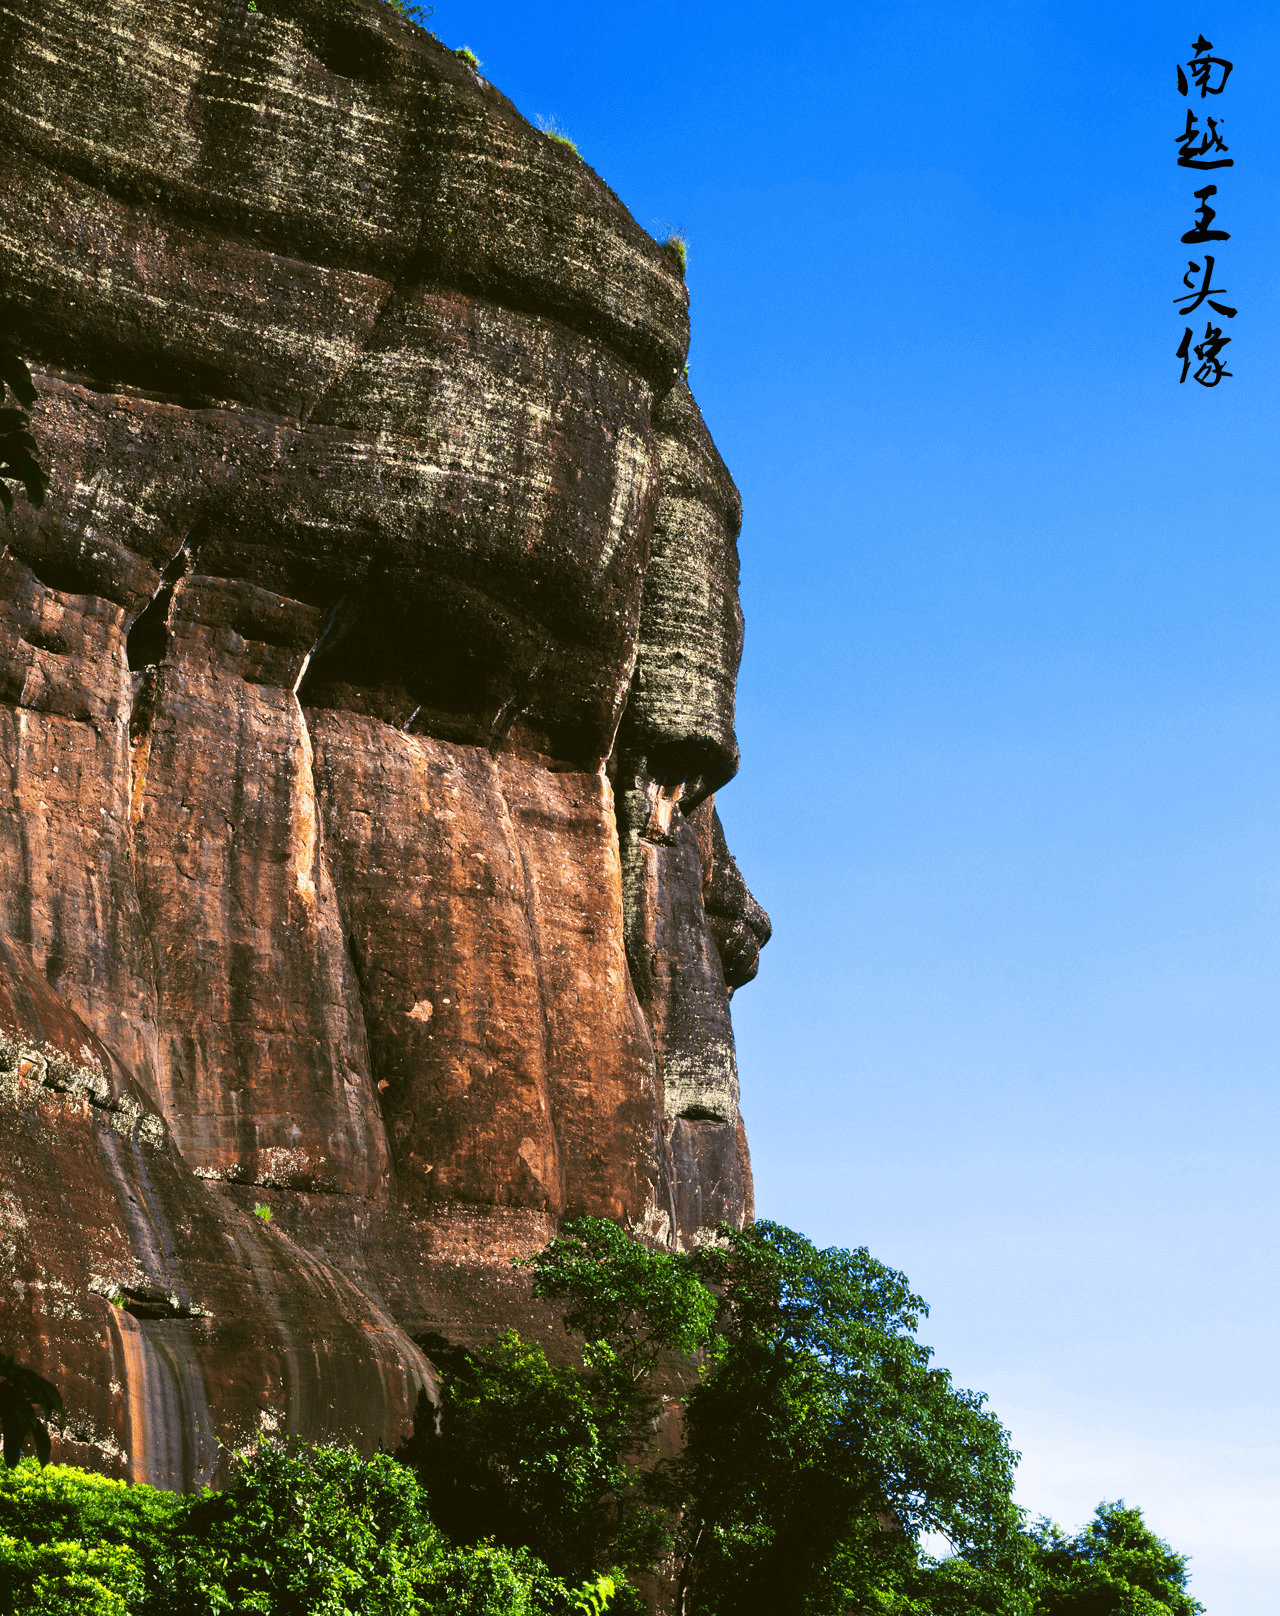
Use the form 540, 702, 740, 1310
0, 931, 433, 1490
0, 0, 768, 1481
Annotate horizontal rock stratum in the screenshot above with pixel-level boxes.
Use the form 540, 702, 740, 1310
0, 0, 769, 1488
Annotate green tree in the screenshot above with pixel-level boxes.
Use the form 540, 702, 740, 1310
410, 1218, 718, 1592
883, 1500, 1203, 1616
889, 1534, 1037, 1616
670, 1222, 1022, 1616
429, 1217, 1020, 1616
1027, 1502, 1203, 1616
411, 1329, 645, 1582
523, 1216, 717, 1375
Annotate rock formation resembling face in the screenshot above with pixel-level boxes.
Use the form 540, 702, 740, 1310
0, 0, 768, 1487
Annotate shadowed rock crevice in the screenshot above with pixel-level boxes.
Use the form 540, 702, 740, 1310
125, 533, 204, 780
111, 1290, 196, 1323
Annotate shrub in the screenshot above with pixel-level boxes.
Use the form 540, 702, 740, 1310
0, 1462, 180, 1614
0, 1532, 142, 1615
417, 1538, 591, 1616
151, 1441, 449, 1614
0, 1446, 607, 1615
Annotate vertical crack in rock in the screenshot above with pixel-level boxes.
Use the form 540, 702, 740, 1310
126, 535, 199, 676
291, 690, 392, 1194
126, 531, 201, 831
292, 699, 392, 1162
293, 595, 357, 702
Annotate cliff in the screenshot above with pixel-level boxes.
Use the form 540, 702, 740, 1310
0, 0, 769, 1488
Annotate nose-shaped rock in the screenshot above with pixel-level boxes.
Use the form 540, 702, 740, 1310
704, 811, 772, 992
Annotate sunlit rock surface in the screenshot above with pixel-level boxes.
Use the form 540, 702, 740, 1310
0, 0, 768, 1484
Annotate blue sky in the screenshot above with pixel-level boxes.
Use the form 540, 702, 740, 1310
452, 5, 1279, 1609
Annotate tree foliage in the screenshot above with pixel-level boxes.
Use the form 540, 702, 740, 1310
671, 1221, 1021, 1616
0, 1444, 614, 1615
409, 1218, 720, 1594
416, 1218, 1022, 1616
524, 1217, 717, 1374
0, 1461, 181, 1615
1026, 1502, 1204, 1616
410, 1328, 661, 1589
872, 1500, 1204, 1616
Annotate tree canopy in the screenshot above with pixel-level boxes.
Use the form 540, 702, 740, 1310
1026, 1501, 1204, 1616
412, 1217, 1022, 1616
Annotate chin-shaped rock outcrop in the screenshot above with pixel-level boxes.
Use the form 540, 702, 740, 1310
0, 0, 768, 1485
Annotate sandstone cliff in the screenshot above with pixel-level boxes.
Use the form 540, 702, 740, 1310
0, 0, 769, 1488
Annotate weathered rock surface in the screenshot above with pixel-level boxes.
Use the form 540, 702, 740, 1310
0, 931, 433, 1491
0, 0, 768, 1483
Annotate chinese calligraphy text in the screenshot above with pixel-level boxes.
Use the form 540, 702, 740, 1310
1175, 36, 1235, 385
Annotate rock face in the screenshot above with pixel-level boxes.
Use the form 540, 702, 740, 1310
0, 0, 768, 1486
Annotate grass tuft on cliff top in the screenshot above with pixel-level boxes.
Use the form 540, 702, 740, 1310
536, 116, 580, 157
661, 233, 688, 275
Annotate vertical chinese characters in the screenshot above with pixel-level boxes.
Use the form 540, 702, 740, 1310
1175, 36, 1235, 386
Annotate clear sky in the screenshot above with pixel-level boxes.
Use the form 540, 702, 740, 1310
447, 5, 1278, 1609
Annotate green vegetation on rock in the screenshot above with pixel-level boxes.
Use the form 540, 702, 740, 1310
536, 117, 581, 157
661, 233, 688, 275
384, 0, 435, 26
0, 1445, 612, 1615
